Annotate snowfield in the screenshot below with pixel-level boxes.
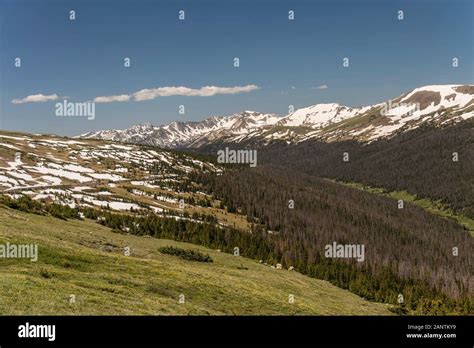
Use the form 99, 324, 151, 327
0, 131, 222, 218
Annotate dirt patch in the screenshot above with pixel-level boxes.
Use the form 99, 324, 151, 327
404, 91, 441, 110
454, 85, 474, 95
444, 93, 456, 102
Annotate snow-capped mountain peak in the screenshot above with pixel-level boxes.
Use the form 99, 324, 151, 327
277, 103, 376, 129
80, 110, 281, 148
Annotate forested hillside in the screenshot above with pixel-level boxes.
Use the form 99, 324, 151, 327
191, 166, 473, 315
255, 120, 474, 219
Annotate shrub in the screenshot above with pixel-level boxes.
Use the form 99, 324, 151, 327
158, 246, 213, 263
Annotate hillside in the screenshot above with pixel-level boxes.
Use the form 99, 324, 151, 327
257, 120, 474, 219
1, 128, 472, 315
0, 130, 250, 231
0, 205, 391, 315
193, 165, 473, 315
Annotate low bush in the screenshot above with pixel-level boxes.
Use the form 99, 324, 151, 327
158, 246, 213, 263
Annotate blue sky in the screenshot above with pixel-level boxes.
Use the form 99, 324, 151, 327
1, 0, 473, 136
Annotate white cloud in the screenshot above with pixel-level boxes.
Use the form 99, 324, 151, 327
313, 85, 328, 90
95, 85, 260, 103
11, 94, 60, 104
13, 85, 260, 105
133, 85, 260, 101
94, 94, 131, 103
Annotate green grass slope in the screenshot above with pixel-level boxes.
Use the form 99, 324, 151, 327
0, 205, 391, 315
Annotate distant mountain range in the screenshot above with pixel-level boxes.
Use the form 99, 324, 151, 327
79, 85, 474, 148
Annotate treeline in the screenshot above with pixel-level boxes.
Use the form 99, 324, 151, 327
0, 195, 78, 220
191, 166, 473, 315
79, 206, 276, 262
254, 120, 474, 219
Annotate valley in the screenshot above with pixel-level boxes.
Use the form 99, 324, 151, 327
0, 84, 472, 316
329, 179, 474, 236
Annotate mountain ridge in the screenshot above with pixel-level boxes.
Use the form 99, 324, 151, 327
79, 84, 474, 148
